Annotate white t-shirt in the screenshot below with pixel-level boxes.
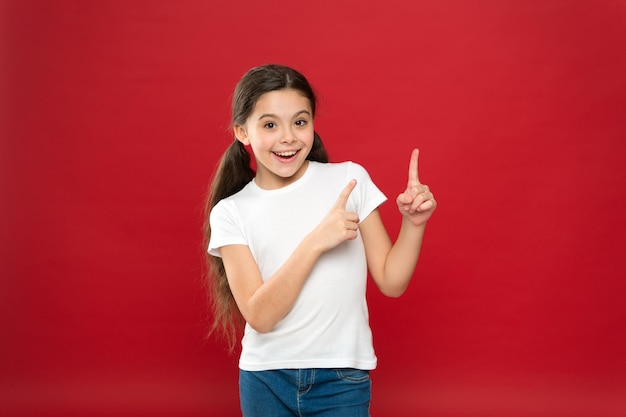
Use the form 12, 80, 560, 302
208, 161, 387, 371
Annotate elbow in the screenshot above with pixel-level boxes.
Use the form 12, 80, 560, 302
243, 306, 279, 334
372, 269, 412, 298
247, 320, 275, 334
242, 299, 281, 333
376, 280, 409, 298
380, 286, 407, 298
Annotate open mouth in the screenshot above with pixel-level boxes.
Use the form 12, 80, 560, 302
273, 150, 299, 159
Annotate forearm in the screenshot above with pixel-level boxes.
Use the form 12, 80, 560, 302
380, 218, 426, 297
245, 234, 323, 333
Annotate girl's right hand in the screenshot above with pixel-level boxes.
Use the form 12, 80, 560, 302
310, 179, 360, 253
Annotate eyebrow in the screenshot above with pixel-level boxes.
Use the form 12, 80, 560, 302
258, 110, 311, 120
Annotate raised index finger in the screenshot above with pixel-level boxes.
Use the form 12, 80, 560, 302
334, 179, 357, 209
408, 148, 420, 186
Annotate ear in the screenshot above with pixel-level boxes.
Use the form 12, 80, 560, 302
233, 125, 249, 146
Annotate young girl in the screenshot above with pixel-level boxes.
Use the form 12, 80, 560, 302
204, 64, 436, 416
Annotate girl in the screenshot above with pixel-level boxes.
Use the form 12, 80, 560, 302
204, 64, 436, 416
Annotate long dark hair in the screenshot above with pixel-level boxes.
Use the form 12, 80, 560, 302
203, 64, 329, 350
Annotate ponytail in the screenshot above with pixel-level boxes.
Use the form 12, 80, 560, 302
202, 140, 254, 351
208, 140, 255, 211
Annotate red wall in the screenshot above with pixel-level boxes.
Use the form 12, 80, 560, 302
2, 1, 625, 416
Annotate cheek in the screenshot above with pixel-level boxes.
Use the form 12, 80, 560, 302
301, 129, 315, 146
251, 131, 275, 149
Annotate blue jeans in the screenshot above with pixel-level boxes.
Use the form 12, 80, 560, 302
239, 368, 371, 417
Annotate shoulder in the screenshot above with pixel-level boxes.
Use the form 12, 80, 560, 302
210, 182, 255, 222
309, 162, 377, 195
311, 160, 371, 179
214, 180, 255, 206
331, 161, 374, 184
209, 198, 237, 223
310, 161, 380, 200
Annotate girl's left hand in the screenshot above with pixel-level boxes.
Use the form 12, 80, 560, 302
396, 149, 437, 226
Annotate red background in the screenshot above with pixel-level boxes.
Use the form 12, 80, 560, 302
2, 1, 626, 416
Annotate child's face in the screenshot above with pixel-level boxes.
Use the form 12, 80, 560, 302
234, 89, 315, 190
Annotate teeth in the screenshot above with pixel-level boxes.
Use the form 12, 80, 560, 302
275, 151, 297, 157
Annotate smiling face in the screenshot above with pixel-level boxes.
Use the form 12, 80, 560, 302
234, 88, 315, 190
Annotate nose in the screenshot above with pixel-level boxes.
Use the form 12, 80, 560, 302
280, 127, 296, 143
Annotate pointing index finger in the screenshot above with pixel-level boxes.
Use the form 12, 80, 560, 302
408, 148, 420, 186
335, 179, 357, 209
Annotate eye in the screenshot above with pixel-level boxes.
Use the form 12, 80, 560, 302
263, 122, 276, 129
295, 119, 308, 127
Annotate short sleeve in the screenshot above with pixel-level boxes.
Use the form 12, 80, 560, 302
348, 162, 387, 221
207, 199, 248, 257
